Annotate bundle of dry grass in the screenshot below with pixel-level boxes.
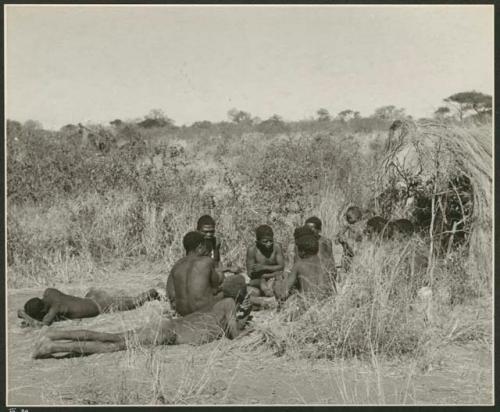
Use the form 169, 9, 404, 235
237, 238, 431, 360
378, 119, 492, 291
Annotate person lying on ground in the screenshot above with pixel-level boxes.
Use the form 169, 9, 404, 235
246, 224, 286, 308
18, 287, 161, 328
32, 278, 253, 359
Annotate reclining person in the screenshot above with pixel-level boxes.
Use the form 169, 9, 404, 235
32, 271, 252, 359
18, 287, 161, 328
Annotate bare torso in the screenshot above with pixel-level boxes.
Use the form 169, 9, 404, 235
44, 288, 101, 321
296, 256, 330, 296
169, 255, 222, 316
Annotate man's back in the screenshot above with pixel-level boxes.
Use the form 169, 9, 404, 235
170, 255, 221, 316
296, 256, 331, 297
44, 288, 101, 322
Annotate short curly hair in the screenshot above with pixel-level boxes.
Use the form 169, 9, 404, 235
295, 234, 319, 256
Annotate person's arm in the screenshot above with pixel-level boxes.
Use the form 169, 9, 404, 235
109, 289, 160, 311
287, 264, 300, 292
258, 244, 285, 279
213, 235, 222, 265
41, 305, 60, 326
246, 246, 259, 280
210, 260, 224, 288
166, 271, 176, 311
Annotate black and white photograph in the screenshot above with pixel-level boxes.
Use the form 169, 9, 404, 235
5, 4, 493, 406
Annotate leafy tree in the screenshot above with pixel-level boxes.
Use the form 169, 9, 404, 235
444, 91, 492, 120
256, 114, 289, 135
7, 119, 22, 138
316, 108, 331, 122
110, 119, 123, 127
138, 109, 175, 128
434, 106, 451, 119
338, 109, 355, 122
227, 108, 253, 124
23, 119, 43, 130
191, 120, 213, 129
372, 105, 406, 120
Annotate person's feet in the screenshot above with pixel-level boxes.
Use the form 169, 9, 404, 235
32, 335, 53, 359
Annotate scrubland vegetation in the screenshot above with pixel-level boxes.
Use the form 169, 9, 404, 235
6, 103, 493, 404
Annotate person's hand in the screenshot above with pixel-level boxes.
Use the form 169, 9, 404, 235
252, 264, 266, 274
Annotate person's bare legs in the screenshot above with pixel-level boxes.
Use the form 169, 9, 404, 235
34, 336, 127, 358
108, 288, 160, 311
85, 288, 160, 312
33, 318, 175, 359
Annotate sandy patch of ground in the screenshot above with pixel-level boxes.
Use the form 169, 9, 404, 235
6, 261, 493, 406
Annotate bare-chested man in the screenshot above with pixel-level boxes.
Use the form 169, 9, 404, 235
18, 287, 160, 328
166, 231, 225, 316
304, 216, 337, 281
246, 225, 285, 307
32, 275, 252, 359
287, 234, 336, 298
196, 214, 223, 266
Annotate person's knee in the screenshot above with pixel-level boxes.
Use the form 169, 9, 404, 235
247, 286, 261, 297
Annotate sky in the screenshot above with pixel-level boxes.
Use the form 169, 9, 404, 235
5, 5, 494, 130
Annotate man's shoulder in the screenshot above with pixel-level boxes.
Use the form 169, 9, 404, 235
319, 236, 333, 245
246, 243, 257, 253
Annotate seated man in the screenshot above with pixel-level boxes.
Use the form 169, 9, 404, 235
246, 225, 285, 307
166, 231, 226, 316
18, 287, 160, 328
196, 214, 224, 267
304, 216, 337, 283
287, 234, 335, 298
32, 277, 253, 359
284, 234, 335, 320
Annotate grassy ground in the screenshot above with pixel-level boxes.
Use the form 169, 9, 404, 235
7, 260, 492, 406
7, 119, 493, 405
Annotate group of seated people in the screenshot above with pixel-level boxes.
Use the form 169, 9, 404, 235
21, 208, 413, 359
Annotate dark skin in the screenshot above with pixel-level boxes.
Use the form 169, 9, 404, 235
246, 237, 284, 282
18, 287, 160, 327
304, 222, 336, 275
166, 242, 224, 316
287, 251, 333, 296
32, 297, 252, 359
198, 224, 221, 265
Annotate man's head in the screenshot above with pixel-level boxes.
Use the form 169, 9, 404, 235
296, 234, 319, 259
196, 215, 216, 239
183, 231, 210, 256
24, 298, 47, 321
256, 224, 274, 250
305, 216, 322, 235
293, 225, 316, 240
345, 206, 362, 225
